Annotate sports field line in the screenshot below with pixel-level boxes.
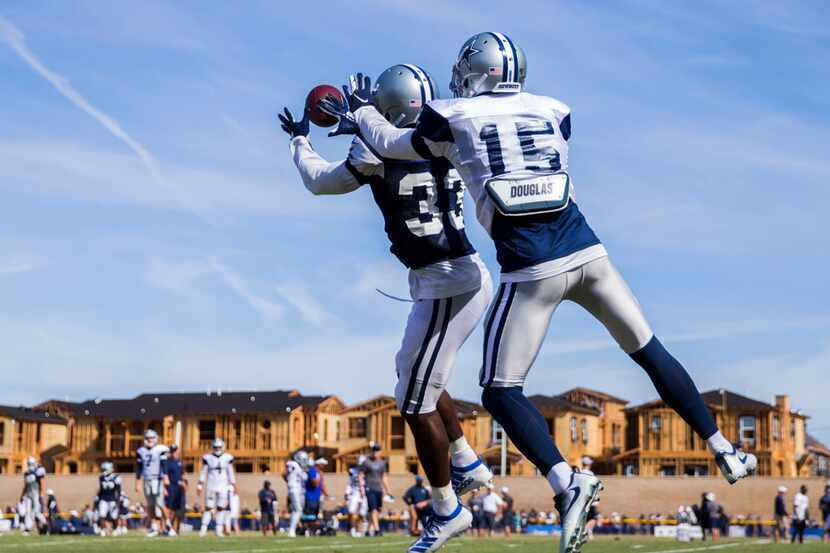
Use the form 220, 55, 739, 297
645, 541, 768, 553
207, 539, 412, 553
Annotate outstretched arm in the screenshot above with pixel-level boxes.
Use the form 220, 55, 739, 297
290, 137, 362, 195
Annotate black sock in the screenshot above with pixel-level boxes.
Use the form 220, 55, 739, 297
630, 335, 717, 439
481, 386, 564, 474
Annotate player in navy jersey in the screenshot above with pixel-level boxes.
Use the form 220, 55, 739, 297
323, 31, 757, 553
280, 64, 493, 553
96, 462, 122, 536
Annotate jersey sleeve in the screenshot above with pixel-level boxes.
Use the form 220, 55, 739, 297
411, 104, 455, 160
346, 136, 383, 181
36, 467, 46, 478
353, 106, 423, 161
135, 450, 144, 480
289, 136, 363, 195
198, 455, 209, 484
226, 454, 236, 484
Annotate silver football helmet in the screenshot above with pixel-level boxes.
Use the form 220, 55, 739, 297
26, 457, 37, 470
143, 429, 158, 448
212, 438, 225, 455
293, 450, 310, 469
373, 64, 438, 128
450, 31, 526, 98
101, 461, 114, 475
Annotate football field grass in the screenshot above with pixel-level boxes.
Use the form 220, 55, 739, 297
0, 534, 826, 553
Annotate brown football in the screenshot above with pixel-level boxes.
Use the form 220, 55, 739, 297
305, 84, 343, 128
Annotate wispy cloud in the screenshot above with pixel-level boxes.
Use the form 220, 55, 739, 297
0, 16, 161, 181
274, 281, 336, 326
0, 261, 36, 276
208, 259, 283, 322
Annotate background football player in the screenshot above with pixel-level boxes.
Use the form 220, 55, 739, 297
95, 461, 121, 536
325, 30, 757, 553
283, 450, 309, 537
280, 63, 494, 553
19, 456, 46, 535
135, 429, 170, 537
345, 456, 367, 537
197, 438, 235, 537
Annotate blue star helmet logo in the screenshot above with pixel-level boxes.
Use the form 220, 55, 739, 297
459, 40, 482, 68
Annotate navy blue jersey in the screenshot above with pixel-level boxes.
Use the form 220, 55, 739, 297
98, 473, 122, 502
403, 484, 431, 507
346, 139, 475, 270
259, 489, 277, 513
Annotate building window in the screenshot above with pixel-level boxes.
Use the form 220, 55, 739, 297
336, 421, 341, 442
658, 464, 676, 476
348, 417, 367, 439
580, 419, 588, 444
390, 416, 405, 450
323, 419, 329, 442
739, 415, 756, 447
570, 417, 578, 442
612, 423, 621, 450
199, 420, 216, 442
492, 421, 504, 444
773, 416, 781, 441
817, 455, 828, 476
650, 415, 662, 433
791, 419, 796, 439
0, 422, 4, 445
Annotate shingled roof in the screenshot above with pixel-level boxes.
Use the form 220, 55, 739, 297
59, 390, 329, 421
627, 389, 777, 413
0, 405, 67, 424
529, 395, 601, 415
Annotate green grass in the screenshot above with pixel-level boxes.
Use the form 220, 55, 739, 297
0, 533, 825, 553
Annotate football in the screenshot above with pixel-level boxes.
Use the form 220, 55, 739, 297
305, 84, 342, 128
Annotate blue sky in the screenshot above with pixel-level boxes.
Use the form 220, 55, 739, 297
1, 1, 828, 444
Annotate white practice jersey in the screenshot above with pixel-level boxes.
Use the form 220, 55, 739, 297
289, 135, 486, 300
284, 460, 307, 494
346, 466, 365, 498
199, 452, 235, 491
23, 466, 46, 496
355, 93, 607, 281
136, 444, 169, 482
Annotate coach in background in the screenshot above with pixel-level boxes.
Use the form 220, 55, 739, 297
403, 476, 432, 536
773, 486, 789, 543
164, 444, 187, 536
481, 484, 504, 537
363, 444, 391, 537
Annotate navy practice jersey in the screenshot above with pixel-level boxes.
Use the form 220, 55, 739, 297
98, 473, 122, 502
344, 138, 476, 270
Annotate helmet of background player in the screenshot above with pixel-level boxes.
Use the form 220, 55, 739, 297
450, 31, 526, 98
212, 438, 225, 455
373, 64, 439, 128
101, 461, 113, 475
26, 457, 37, 470
293, 450, 310, 469
143, 429, 158, 448
357, 455, 367, 466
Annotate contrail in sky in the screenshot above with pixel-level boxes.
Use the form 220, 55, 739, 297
0, 15, 162, 181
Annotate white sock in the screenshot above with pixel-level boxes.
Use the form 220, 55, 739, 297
215, 511, 225, 535
289, 511, 301, 533
432, 484, 459, 517
200, 511, 211, 532
449, 436, 479, 468
706, 430, 732, 454
546, 462, 574, 496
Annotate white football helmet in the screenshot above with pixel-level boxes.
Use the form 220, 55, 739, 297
450, 31, 526, 98
26, 457, 37, 470
143, 429, 158, 448
293, 450, 310, 469
212, 438, 225, 455
101, 461, 114, 475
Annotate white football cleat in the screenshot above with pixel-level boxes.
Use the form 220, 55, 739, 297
408, 504, 472, 553
146, 529, 159, 538
554, 472, 604, 553
450, 458, 493, 496
198, 529, 208, 538
715, 445, 757, 484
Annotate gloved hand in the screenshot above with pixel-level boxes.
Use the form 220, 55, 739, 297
320, 93, 360, 137
278, 107, 310, 139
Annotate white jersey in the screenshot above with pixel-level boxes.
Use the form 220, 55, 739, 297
355, 93, 608, 281
22, 466, 46, 497
199, 452, 235, 491
346, 467, 365, 498
289, 135, 487, 300
136, 444, 169, 482
284, 460, 307, 494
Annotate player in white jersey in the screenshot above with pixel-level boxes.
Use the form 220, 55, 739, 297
281, 63, 494, 553
283, 450, 309, 537
197, 438, 235, 537
325, 30, 757, 553
345, 458, 368, 537
19, 457, 46, 535
135, 429, 170, 537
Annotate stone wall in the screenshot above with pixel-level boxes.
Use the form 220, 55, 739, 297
1, 474, 825, 518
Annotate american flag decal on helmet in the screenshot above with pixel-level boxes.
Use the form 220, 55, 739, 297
409, 98, 422, 107
489, 66, 502, 76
